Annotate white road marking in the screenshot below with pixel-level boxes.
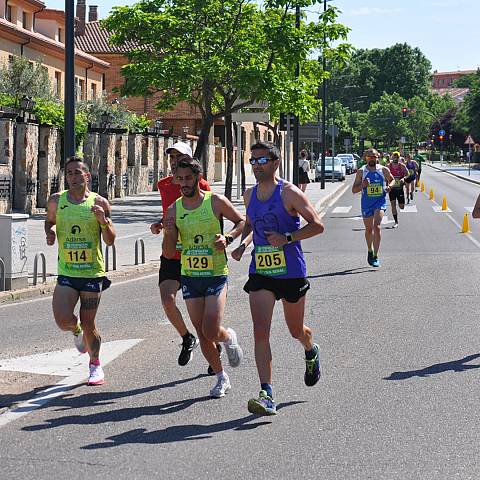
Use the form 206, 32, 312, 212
401, 205, 418, 213
432, 206, 452, 213
332, 206, 352, 214
117, 230, 151, 240
381, 215, 393, 225
465, 207, 473, 213
0, 339, 143, 428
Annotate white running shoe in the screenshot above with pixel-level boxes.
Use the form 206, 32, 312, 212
73, 327, 87, 354
209, 374, 231, 398
87, 364, 105, 386
224, 328, 243, 367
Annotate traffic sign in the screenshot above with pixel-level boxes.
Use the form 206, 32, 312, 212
400, 136, 406, 144
438, 129, 445, 136
327, 125, 339, 137
465, 134, 475, 145
231, 112, 270, 123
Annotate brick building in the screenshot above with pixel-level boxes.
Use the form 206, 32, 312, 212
432, 69, 476, 89
0, 0, 108, 101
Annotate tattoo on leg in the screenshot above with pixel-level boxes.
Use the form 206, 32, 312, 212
80, 297, 100, 310
89, 332, 102, 360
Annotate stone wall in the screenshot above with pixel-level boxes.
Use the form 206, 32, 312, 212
114, 134, 128, 199
37, 126, 62, 208
99, 133, 116, 200
14, 123, 38, 214
0, 119, 14, 214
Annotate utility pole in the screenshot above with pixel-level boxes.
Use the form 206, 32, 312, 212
320, 0, 327, 189
292, 6, 301, 187
64, 0, 76, 159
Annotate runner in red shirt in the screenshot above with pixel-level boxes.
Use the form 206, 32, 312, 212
150, 142, 215, 371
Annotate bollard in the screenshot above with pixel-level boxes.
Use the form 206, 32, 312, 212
105, 244, 117, 272
134, 238, 146, 265
429, 188, 434, 201
421, 182, 425, 192
441, 196, 448, 211
461, 213, 471, 233
33, 252, 47, 286
0, 257, 5, 292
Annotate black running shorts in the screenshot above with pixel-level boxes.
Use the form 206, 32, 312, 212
243, 274, 310, 303
158, 255, 181, 287
389, 188, 405, 205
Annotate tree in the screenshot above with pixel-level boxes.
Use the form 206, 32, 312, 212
0, 56, 53, 105
453, 84, 480, 141
103, 0, 350, 197
328, 43, 432, 112
452, 70, 480, 89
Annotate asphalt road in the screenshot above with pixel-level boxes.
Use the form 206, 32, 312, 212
1, 168, 480, 479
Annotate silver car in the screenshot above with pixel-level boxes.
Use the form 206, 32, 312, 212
315, 156, 346, 182
337, 153, 357, 174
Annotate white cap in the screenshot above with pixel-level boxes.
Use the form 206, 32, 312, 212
165, 141, 192, 157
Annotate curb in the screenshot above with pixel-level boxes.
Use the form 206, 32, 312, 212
0, 261, 160, 306
314, 181, 349, 213
427, 163, 480, 186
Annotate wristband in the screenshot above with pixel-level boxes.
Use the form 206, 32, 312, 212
100, 221, 109, 230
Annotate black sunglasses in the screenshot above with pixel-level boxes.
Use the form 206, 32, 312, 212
249, 156, 273, 165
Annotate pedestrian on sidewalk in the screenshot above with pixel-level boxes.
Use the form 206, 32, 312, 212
150, 142, 218, 373
298, 149, 311, 192
231, 141, 324, 416
162, 158, 245, 398
45, 157, 116, 386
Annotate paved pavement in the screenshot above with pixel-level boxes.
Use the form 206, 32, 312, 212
2, 169, 480, 478
0, 175, 347, 303
428, 161, 480, 185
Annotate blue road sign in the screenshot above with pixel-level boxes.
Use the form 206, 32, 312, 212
439, 129, 445, 136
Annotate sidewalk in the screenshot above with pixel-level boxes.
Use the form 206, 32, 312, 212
0, 175, 346, 303
428, 161, 480, 185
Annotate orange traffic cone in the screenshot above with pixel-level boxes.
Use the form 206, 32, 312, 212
429, 188, 434, 201
442, 196, 448, 211
461, 213, 471, 233
421, 181, 425, 192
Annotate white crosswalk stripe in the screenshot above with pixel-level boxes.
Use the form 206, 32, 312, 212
432, 206, 452, 213
332, 206, 352, 214
401, 205, 418, 213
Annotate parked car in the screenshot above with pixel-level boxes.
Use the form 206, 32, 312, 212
315, 156, 346, 182
337, 153, 357, 174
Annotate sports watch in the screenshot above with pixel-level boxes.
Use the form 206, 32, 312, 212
285, 232, 293, 244
225, 234, 234, 245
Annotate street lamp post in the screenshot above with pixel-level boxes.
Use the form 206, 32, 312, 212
292, 5, 301, 187
64, 0, 75, 159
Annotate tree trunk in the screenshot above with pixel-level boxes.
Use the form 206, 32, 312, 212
224, 112, 234, 200
194, 114, 214, 176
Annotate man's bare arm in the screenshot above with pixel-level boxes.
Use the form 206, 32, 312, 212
473, 193, 480, 218
94, 196, 116, 246
162, 203, 178, 258
352, 169, 365, 194
45, 193, 59, 246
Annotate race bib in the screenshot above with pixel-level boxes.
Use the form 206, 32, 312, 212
408, 169, 414, 176
394, 178, 402, 188
255, 245, 287, 276
64, 241, 93, 270
367, 183, 383, 197
182, 247, 214, 277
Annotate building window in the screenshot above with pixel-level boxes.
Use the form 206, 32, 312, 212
90, 82, 97, 100
6, 5, 13, 22
75, 78, 85, 102
58, 28, 63, 43
54, 71, 62, 97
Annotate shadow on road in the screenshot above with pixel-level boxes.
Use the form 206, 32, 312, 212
308, 267, 374, 279
384, 353, 480, 381
0, 383, 58, 410
80, 401, 305, 449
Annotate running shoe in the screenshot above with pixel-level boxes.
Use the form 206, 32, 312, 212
87, 364, 105, 386
224, 328, 243, 367
207, 344, 223, 375
410, 192, 413, 200
393, 222, 398, 229
178, 333, 199, 366
367, 250, 374, 266
371, 256, 380, 268
209, 374, 231, 398
73, 324, 87, 354
304, 344, 321, 387
248, 390, 277, 416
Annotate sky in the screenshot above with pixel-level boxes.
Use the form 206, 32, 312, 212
47, 0, 479, 72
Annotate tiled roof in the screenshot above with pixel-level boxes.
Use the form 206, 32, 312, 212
433, 87, 470, 103
74, 21, 138, 54
432, 70, 476, 76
